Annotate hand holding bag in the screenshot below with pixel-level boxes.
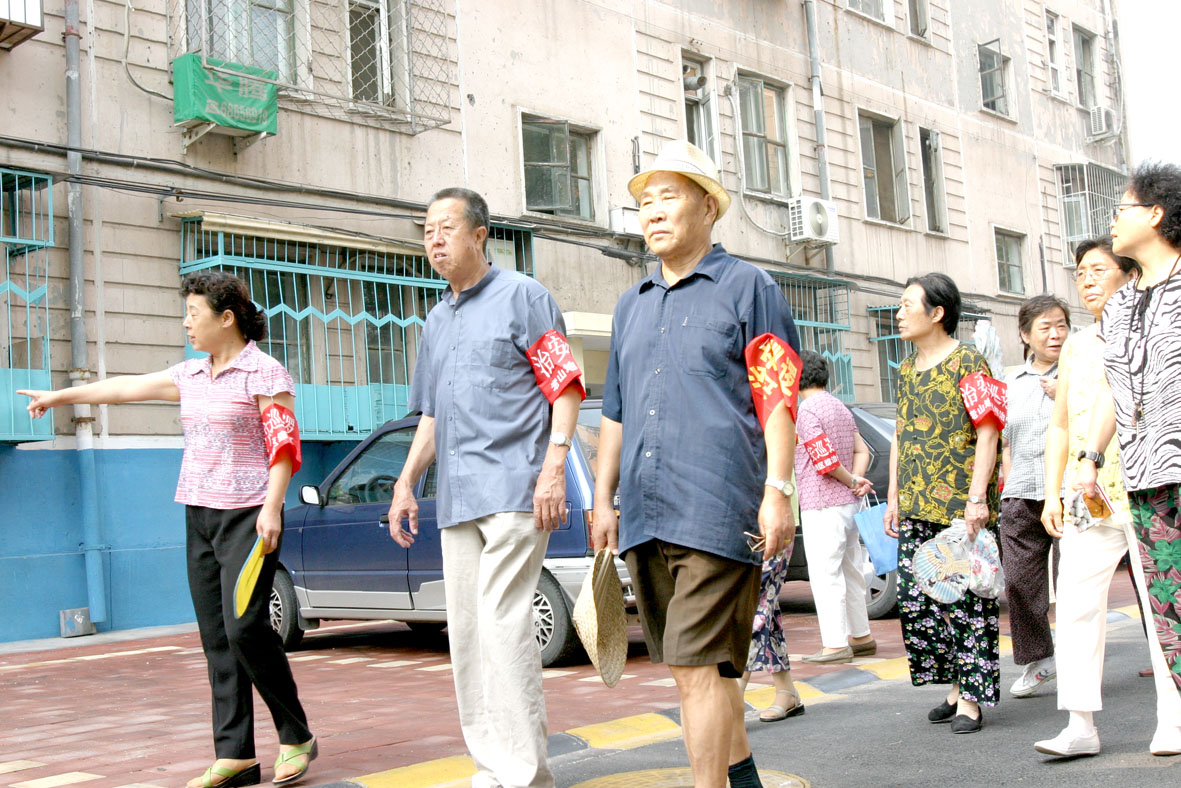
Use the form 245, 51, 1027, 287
854, 501, 898, 576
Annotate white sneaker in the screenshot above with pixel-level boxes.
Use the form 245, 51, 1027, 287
1035, 728, 1100, 757
1150, 725, 1181, 756
1011, 656, 1056, 698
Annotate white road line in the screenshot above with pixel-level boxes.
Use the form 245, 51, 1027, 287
0, 647, 183, 672
367, 660, 422, 668
12, 772, 103, 788
416, 664, 453, 672
0, 763, 45, 776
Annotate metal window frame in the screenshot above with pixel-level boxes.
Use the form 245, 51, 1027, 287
994, 228, 1025, 295
867, 305, 989, 403
1072, 25, 1097, 108
1055, 162, 1124, 266
520, 114, 596, 221
737, 74, 790, 197
978, 39, 1009, 115
1045, 10, 1061, 94
771, 272, 854, 402
858, 109, 911, 225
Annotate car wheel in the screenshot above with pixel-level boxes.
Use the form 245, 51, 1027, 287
865, 568, 898, 620
270, 568, 305, 650
533, 569, 583, 667
406, 621, 447, 635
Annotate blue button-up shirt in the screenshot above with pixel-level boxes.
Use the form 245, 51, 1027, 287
408, 265, 566, 527
603, 244, 801, 564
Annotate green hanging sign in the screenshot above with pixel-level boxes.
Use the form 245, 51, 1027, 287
173, 53, 278, 135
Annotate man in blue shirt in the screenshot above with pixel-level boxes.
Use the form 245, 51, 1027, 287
593, 142, 801, 788
386, 188, 583, 788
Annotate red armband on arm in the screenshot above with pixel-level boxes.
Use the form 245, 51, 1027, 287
804, 434, 840, 474
958, 371, 1007, 432
527, 329, 586, 404
261, 403, 302, 473
745, 332, 802, 428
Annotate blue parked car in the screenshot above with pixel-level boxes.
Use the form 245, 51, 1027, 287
269, 399, 626, 667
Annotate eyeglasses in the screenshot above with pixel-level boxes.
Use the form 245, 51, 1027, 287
1074, 266, 1117, 283
1112, 203, 1152, 221
743, 531, 766, 553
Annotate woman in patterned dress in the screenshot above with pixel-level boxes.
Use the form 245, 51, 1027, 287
884, 273, 1002, 734
19, 271, 316, 787
1076, 162, 1181, 756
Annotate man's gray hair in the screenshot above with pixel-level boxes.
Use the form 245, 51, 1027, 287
430, 187, 490, 234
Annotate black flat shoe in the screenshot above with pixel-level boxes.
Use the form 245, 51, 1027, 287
928, 699, 956, 723
951, 711, 983, 734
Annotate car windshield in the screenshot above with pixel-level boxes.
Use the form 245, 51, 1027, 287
575, 405, 602, 480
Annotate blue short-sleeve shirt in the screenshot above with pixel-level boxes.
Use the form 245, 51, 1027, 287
409, 265, 565, 526
603, 244, 801, 564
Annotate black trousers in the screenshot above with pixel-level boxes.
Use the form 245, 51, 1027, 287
999, 497, 1060, 666
186, 505, 312, 759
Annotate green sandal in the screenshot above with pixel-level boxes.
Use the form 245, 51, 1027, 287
273, 737, 318, 787
197, 762, 261, 788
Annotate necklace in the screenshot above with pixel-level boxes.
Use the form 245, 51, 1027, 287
1127, 252, 1181, 428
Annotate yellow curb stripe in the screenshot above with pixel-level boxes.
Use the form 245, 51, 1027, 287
353, 755, 476, 788
566, 712, 682, 750
857, 656, 911, 682
1112, 603, 1142, 619
999, 634, 1013, 655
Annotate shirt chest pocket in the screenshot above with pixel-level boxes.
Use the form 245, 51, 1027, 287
467, 338, 520, 390
675, 315, 739, 379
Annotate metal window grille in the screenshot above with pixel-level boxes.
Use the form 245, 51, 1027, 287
179, 218, 534, 438
772, 273, 854, 402
868, 305, 988, 403
738, 77, 789, 196
979, 40, 1009, 115
1055, 162, 1124, 265
168, 0, 454, 133
0, 168, 53, 442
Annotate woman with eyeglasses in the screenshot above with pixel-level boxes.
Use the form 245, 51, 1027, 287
1034, 236, 1156, 759
1076, 162, 1181, 756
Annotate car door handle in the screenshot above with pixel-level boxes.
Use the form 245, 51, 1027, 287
379, 514, 389, 526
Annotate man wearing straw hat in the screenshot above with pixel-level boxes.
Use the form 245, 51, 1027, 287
593, 141, 801, 788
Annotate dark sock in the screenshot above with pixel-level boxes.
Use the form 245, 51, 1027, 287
728, 754, 764, 788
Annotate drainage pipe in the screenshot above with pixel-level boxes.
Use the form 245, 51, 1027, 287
65, 0, 107, 625
803, 0, 835, 272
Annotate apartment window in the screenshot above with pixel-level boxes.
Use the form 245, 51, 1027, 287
348, 0, 409, 107
1045, 11, 1062, 95
1073, 26, 1097, 108
995, 230, 1025, 295
919, 127, 946, 234
188, 0, 298, 82
978, 40, 1010, 115
847, 0, 886, 23
738, 76, 790, 196
522, 116, 595, 221
908, 0, 929, 38
683, 58, 716, 160
858, 112, 910, 225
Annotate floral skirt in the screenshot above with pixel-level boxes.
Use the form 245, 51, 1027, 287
1128, 485, 1181, 694
897, 518, 1001, 705
745, 544, 793, 674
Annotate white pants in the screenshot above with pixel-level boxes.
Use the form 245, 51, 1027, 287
1055, 520, 1181, 726
802, 502, 871, 649
441, 512, 554, 788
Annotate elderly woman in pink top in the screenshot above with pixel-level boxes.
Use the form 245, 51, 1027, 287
20, 271, 315, 788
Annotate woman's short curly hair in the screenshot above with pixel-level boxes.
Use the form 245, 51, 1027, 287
180, 270, 267, 342
1127, 161, 1181, 248
799, 350, 830, 391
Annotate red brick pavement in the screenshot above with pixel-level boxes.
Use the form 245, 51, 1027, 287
0, 574, 1142, 788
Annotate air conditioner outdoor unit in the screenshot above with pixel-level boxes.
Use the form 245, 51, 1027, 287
609, 206, 642, 236
1088, 106, 1113, 137
788, 197, 839, 246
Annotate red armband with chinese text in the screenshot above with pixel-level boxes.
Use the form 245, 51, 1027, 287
958, 371, 1007, 432
804, 434, 840, 474
261, 404, 302, 473
527, 329, 586, 404
745, 333, 802, 427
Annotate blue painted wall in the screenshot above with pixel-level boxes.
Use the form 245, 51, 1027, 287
0, 441, 354, 642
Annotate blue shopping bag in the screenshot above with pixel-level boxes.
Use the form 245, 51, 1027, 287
854, 502, 898, 576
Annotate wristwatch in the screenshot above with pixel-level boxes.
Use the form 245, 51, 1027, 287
1077, 449, 1105, 469
967, 495, 987, 505
765, 478, 796, 497
549, 432, 573, 449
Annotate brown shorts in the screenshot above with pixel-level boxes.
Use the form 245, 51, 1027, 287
623, 539, 761, 678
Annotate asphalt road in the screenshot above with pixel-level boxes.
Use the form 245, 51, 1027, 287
550, 614, 1179, 788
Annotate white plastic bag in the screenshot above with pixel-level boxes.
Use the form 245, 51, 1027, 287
913, 520, 1004, 603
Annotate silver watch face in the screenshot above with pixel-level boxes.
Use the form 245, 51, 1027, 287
550, 432, 571, 447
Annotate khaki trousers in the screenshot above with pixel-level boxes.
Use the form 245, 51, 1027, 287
441, 512, 554, 788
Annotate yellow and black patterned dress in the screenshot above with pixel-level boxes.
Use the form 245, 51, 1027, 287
894, 342, 1002, 705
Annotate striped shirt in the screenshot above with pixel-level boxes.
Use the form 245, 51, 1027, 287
1001, 357, 1057, 500
169, 341, 296, 509
1100, 277, 1181, 492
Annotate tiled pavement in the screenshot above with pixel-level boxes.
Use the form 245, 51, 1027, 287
0, 574, 1143, 788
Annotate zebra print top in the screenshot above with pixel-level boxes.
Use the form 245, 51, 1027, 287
1100, 277, 1181, 492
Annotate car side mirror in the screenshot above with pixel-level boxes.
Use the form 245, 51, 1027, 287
300, 485, 323, 506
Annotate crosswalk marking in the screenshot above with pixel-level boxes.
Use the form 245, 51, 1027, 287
11, 772, 103, 788
367, 660, 421, 668
641, 678, 678, 687
0, 763, 44, 776
541, 669, 577, 679
288, 655, 330, 662
579, 674, 634, 683
0, 647, 183, 673
327, 657, 374, 664
416, 664, 453, 672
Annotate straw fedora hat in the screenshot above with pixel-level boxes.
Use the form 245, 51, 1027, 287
627, 140, 731, 219
572, 550, 628, 687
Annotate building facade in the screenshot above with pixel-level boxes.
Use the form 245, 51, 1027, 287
0, 0, 1129, 640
